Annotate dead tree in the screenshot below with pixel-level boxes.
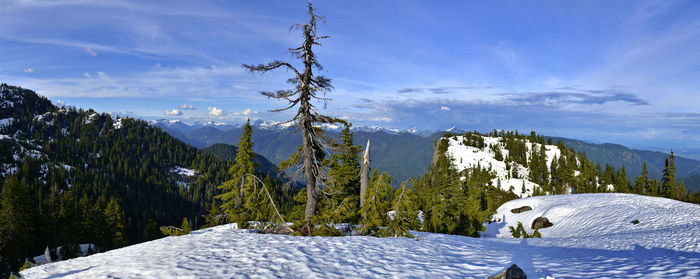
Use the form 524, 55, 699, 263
243, 1, 342, 233
360, 139, 371, 210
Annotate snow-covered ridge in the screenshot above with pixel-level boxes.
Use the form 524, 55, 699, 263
445, 135, 562, 197
21, 193, 700, 278
483, 193, 700, 240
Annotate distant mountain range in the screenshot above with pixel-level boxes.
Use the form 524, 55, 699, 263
151, 119, 700, 192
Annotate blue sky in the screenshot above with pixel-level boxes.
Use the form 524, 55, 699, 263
1, 0, 700, 151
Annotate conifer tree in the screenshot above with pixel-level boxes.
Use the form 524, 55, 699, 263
216, 120, 261, 227
242, 2, 342, 233
0, 176, 36, 268
104, 197, 127, 249
635, 163, 650, 194
360, 170, 392, 235
181, 218, 192, 234
661, 151, 678, 198
381, 182, 417, 238
318, 126, 361, 224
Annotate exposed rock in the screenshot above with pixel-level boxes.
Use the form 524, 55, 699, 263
531, 217, 553, 230
488, 264, 527, 279
631, 219, 640, 225
510, 206, 532, 214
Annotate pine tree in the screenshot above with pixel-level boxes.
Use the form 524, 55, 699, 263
380, 182, 417, 238
0, 176, 37, 268
181, 218, 192, 234
216, 120, 260, 227
104, 197, 128, 249
242, 2, 342, 233
661, 151, 678, 198
360, 170, 392, 235
635, 163, 650, 194
317, 125, 361, 225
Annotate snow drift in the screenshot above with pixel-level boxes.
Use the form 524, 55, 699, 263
483, 193, 700, 239
21, 193, 700, 278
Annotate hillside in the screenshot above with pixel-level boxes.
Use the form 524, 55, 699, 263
0, 84, 285, 276
21, 193, 700, 278
550, 137, 700, 181
200, 143, 280, 180
483, 193, 700, 239
153, 121, 439, 185
154, 121, 700, 192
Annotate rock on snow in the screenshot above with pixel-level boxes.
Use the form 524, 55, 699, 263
22, 193, 700, 278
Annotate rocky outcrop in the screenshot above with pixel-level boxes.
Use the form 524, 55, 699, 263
487, 264, 527, 279
510, 206, 532, 214
531, 217, 553, 230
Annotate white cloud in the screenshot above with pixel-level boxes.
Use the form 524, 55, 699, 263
166, 109, 183, 116
178, 104, 196, 110
234, 108, 257, 116
23, 68, 36, 73
208, 107, 224, 116
440, 106, 451, 111
85, 47, 98, 57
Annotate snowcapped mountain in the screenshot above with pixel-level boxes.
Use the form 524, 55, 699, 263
21, 193, 700, 278
148, 118, 445, 136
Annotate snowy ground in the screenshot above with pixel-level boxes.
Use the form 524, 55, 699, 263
22, 194, 700, 278
445, 135, 562, 198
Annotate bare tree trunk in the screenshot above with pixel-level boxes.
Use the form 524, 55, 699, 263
302, 121, 318, 227
360, 139, 371, 209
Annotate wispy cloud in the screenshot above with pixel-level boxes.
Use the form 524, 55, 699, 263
178, 104, 196, 110
233, 108, 257, 116
500, 90, 649, 107
85, 47, 98, 57
23, 68, 36, 73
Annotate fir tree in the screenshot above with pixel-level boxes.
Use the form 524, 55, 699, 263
104, 197, 127, 249
381, 182, 417, 238
242, 1, 342, 233
215, 120, 262, 227
0, 176, 37, 269
661, 151, 678, 198
181, 218, 192, 234
635, 163, 650, 194
360, 170, 392, 235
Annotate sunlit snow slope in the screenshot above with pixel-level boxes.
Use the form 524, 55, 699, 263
483, 193, 700, 240
22, 194, 700, 279
445, 135, 563, 198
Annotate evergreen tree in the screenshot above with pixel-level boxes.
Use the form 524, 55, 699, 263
661, 151, 678, 198
216, 120, 261, 227
360, 170, 392, 235
380, 182, 417, 238
242, 2, 342, 233
0, 176, 37, 269
635, 163, 650, 194
317, 125, 361, 225
104, 197, 127, 249
181, 218, 192, 234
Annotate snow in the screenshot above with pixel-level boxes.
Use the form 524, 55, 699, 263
0, 134, 11, 140
113, 118, 124, 129
483, 193, 700, 239
21, 193, 700, 278
170, 166, 196, 177
32, 244, 96, 265
445, 135, 563, 197
0, 117, 13, 127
